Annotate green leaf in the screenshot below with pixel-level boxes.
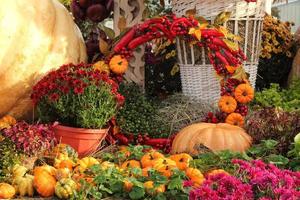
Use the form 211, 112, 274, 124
110, 181, 124, 193
214, 11, 232, 26
131, 167, 142, 176
154, 193, 167, 200
168, 177, 183, 190
263, 140, 279, 149
129, 186, 145, 200
231, 66, 249, 81
265, 154, 289, 166
223, 39, 239, 51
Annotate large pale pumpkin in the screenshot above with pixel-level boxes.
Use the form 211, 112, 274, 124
171, 123, 252, 155
0, 0, 87, 119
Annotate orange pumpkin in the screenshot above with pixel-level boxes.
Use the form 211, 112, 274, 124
0, 115, 16, 125
142, 167, 152, 177
207, 169, 229, 177
121, 160, 141, 169
169, 153, 193, 171
109, 55, 128, 74
185, 168, 205, 187
171, 123, 252, 155
156, 164, 176, 178
144, 181, 165, 195
153, 158, 177, 169
141, 151, 165, 168
0, 183, 16, 199
33, 167, 56, 197
123, 180, 133, 192
218, 96, 237, 113
55, 168, 71, 181
119, 146, 131, 157
0, 115, 16, 129
234, 84, 254, 103
226, 113, 245, 127
34, 165, 56, 176
55, 160, 74, 170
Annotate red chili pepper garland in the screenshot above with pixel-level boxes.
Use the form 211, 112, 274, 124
105, 15, 253, 150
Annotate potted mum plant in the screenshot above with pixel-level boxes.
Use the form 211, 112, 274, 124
31, 63, 124, 156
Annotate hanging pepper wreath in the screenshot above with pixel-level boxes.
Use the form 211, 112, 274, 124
99, 14, 255, 149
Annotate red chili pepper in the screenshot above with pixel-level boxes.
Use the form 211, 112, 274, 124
151, 23, 174, 41
113, 27, 136, 52
223, 49, 239, 66
207, 52, 215, 65
127, 35, 156, 50
238, 48, 247, 60
140, 18, 164, 29
215, 51, 230, 66
114, 133, 129, 145
211, 37, 230, 51
144, 138, 170, 146
170, 17, 193, 36
201, 29, 224, 38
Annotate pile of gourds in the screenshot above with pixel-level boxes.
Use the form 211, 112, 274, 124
0, 144, 219, 199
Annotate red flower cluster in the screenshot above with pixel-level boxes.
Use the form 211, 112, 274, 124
31, 63, 124, 106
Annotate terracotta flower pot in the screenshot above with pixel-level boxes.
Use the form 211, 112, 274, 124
53, 124, 108, 157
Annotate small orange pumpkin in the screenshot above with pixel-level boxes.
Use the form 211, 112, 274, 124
185, 168, 205, 187
0, 115, 17, 125
206, 169, 229, 177
218, 96, 237, 113
0, 183, 16, 199
34, 165, 56, 176
109, 55, 128, 74
33, 168, 56, 197
141, 151, 165, 168
0, 115, 16, 130
156, 164, 176, 178
153, 158, 177, 171
144, 181, 165, 195
225, 113, 244, 127
142, 167, 152, 177
234, 84, 254, 103
118, 146, 131, 157
169, 153, 193, 171
121, 160, 141, 169
123, 180, 133, 192
55, 168, 71, 181
55, 159, 74, 171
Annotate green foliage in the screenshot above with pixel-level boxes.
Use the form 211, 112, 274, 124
117, 83, 168, 137
38, 83, 117, 129
191, 139, 300, 173
0, 134, 21, 182
246, 108, 300, 154
190, 150, 248, 174
253, 79, 300, 111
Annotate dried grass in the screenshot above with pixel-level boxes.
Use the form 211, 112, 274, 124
157, 94, 217, 134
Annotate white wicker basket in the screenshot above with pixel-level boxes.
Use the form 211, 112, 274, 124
172, 0, 265, 102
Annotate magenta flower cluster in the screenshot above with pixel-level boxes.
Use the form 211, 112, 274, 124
189, 173, 253, 200
190, 160, 300, 200
233, 159, 300, 200
3, 121, 57, 156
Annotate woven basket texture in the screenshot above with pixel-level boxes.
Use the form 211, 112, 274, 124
172, 0, 265, 102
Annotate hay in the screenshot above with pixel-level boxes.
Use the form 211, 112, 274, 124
157, 94, 217, 134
